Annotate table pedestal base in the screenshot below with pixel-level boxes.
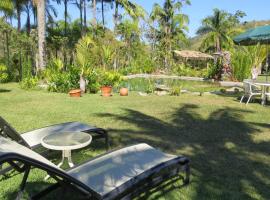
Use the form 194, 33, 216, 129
45, 150, 74, 180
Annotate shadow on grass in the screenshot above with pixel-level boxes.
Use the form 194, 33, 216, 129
1, 105, 269, 199
96, 104, 270, 199
0, 89, 11, 93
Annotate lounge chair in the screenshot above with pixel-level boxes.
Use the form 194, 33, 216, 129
0, 116, 109, 150
240, 80, 262, 105
0, 137, 190, 200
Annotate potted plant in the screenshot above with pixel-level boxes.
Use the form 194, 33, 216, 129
99, 71, 121, 97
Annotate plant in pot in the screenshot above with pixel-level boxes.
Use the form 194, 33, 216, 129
99, 71, 122, 97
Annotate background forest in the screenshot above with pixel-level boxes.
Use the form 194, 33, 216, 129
0, 0, 268, 93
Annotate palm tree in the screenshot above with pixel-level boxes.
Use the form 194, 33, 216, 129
13, 0, 28, 32
33, 0, 46, 71
96, 0, 112, 28
196, 9, 245, 52
150, 0, 190, 68
0, 0, 14, 22
113, 0, 145, 29
92, 0, 97, 26
0, 0, 13, 12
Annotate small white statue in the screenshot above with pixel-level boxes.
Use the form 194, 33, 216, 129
251, 66, 260, 80
80, 74, 86, 93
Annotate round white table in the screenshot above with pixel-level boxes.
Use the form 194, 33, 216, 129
253, 81, 270, 105
41, 132, 92, 168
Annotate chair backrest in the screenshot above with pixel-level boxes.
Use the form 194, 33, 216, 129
243, 81, 251, 94
0, 116, 30, 148
243, 81, 259, 95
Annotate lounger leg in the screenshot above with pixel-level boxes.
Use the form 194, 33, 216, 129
104, 131, 110, 151
246, 95, 252, 105
240, 96, 245, 103
16, 165, 30, 200
183, 163, 190, 185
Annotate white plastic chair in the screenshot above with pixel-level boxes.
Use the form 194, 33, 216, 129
240, 81, 262, 105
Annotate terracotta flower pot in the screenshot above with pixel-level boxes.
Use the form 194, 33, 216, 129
69, 89, 81, 97
101, 86, 112, 97
120, 87, 128, 96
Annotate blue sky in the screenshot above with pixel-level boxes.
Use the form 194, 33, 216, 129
46, 0, 270, 37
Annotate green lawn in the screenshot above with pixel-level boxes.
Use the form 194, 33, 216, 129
0, 83, 270, 200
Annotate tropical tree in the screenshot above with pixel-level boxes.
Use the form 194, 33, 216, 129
0, 0, 14, 22
150, 0, 190, 68
32, 0, 46, 71
13, 0, 29, 32
197, 9, 246, 52
92, 0, 97, 26
0, 0, 13, 13
112, 0, 145, 30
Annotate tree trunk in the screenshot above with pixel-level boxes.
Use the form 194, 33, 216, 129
79, 0, 83, 32
216, 36, 221, 52
26, 8, 31, 35
113, 1, 119, 31
101, 0, 105, 28
37, 0, 46, 71
5, 31, 10, 68
64, 0, 68, 36
92, 0, 96, 26
83, 0, 87, 28
17, 7, 21, 32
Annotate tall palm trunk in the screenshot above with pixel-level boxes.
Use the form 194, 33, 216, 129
92, 0, 96, 26
36, 0, 46, 71
26, 4, 31, 34
216, 36, 221, 52
113, 0, 118, 31
83, 0, 87, 27
79, 0, 83, 31
101, 0, 104, 27
16, 7, 21, 32
64, 0, 68, 36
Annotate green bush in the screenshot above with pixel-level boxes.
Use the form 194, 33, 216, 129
20, 76, 39, 89
86, 70, 100, 93
46, 65, 80, 93
170, 85, 182, 96
99, 71, 122, 87
173, 63, 208, 77
0, 64, 9, 83
206, 59, 223, 80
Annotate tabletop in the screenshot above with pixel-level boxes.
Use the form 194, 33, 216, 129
41, 132, 92, 151
252, 80, 270, 86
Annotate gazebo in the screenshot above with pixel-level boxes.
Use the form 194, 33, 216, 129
173, 50, 214, 68
174, 50, 214, 60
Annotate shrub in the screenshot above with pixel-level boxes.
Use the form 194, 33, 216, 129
86, 70, 100, 93
20, 76, 39, 89
206, 59, 223, 80
99, 71, 122, 87
173, 63, 208, 77
170, 85, 182, 96
145, 79, 154, 94
46, 65, 80, 93
0, 64, 9, 83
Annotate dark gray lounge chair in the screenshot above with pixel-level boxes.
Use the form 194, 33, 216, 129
0, 116, 109, 150
0, 136, 190, 200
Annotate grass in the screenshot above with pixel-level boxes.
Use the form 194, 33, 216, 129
0, 83, 270, 200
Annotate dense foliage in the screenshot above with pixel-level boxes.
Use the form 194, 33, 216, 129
0, 0, 268, 92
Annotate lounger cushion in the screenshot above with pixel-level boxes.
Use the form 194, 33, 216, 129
68, 143, 184, 199
21, 122, 97, 148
